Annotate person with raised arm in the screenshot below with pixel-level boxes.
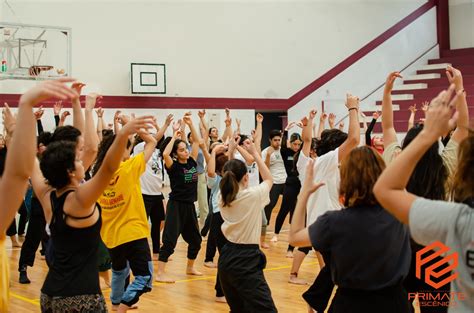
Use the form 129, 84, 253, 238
133, 113, 172, 261
365, 111, 383, 154
0, 78, 77, 312
374, 85, 473, 313
296, 94, 360, 312
93, 116, 156, 312
218, 139, 277, 312
156, 112, 204, 283
290, 148, 410, 313
206, 143, 229, 303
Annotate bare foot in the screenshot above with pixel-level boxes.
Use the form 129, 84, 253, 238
204, 261, 217, 268
155, 274, 175, 283
261, 242, 270, 249
152, 253, 159, 261
11, 239, 21, 248
289, 274, 309, 285
186, 268, 203, 276
215, 296, 227, 303
286, 250, 294, 258
270, 235, 278, 242
117, 303, 138, 312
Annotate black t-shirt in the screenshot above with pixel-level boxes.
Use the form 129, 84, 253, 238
309, 204, 410, 290
166, 157, 198, 203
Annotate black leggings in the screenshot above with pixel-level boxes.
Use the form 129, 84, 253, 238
159, 200, 202, 262
210, 212, 227, 297
218, 242, 277, 312
263, 183, 285, 226
142, 194, 165, 254
303, 253, 334, 312
274, 181, 301, 234
18, 198, 48, 270
7, 201, 28, 237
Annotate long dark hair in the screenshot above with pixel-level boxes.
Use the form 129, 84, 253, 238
219, 159, 247, 207
92, 134, 115, 176
40, 141, 77, 189
402, 124, 447, 200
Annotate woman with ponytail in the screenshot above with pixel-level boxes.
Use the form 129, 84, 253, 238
218, 139, 277, 312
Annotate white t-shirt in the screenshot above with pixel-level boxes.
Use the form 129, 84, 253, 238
133, 142, 163, 195
220, 181, 271, 245
261, 147, 287, 184
234, 151, 260, 187
298, 149, 342, 225
409, 198, 474, 313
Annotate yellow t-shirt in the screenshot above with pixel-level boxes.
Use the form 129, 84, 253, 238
0, 236, 9, 313
99, 152, 150, 249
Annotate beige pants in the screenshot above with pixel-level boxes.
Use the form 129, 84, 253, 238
197, 173, 209, 226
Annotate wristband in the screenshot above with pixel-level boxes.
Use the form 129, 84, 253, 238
348, 107, 358, 112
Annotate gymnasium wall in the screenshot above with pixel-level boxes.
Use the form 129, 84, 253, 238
1, 0, 427, 133
287, 5, 438, 132
449, 0, 474, 49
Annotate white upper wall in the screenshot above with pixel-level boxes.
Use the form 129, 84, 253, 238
449, 0, 474, 49
1, 0, 426, 97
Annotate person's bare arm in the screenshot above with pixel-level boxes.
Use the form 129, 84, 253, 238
183, 112, 203, 161
408, 105, 417, 131
207, 144, 226, 178
82, 93, 101, 170
254, 113, 263, 155
113, 110, 121, 134
163, 130, 180, 169
0, 78, 77, 232
289, 159, 324, 247
382, 72, 402, 148
70, 116, 154, 214
316, 112, 327, 139
328, 113, 336, 129
264, 146, 274, 168
221, 108, 233, 142
70, 82, 86, 134
95, 108, 104, 142
141, 130, 158, 163
446, 66, 469, 144
302, 109, 316, 157
154, 114, 173, 143
338, 94, 360, 161
244, 140, 273, 189
374, 85, 459, 224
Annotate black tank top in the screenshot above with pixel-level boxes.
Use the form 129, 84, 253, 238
41, 190, 102, 297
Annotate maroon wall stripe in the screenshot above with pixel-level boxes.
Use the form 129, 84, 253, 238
1, 0, 439, 111
436, 0, 450, 50
287, 0, 436, 106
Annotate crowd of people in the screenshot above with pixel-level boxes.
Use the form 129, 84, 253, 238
0, 65, 472, 313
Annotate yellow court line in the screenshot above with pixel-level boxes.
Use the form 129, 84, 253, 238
10, 292, 40, 306
10, 261, 319, 305
153, 261, 319, 286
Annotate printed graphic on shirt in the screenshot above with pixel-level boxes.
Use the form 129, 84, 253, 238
151, 153, 162, 175
184, 166, 198, 183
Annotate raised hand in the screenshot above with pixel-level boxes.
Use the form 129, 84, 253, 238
165, 114, 173, 126
198, 110, 206, 119
34, 106, 44, 120
301, 159, 325, 195
300, 116, 309, 127
373, 111, 381, 119
338, 122, 344, 130
423, 85, 460, 140
328, 113, 336, 127
243, 139, 258, 156
61, 111, 71, 120
256, 113, 264, 123
19, 78, 78, 107
408, 105, 417, 114
95, 107, 104, 118
173, 129, 182, 139
345, 94, 360, 110
2, 103, 16, 134
183, 112, 193, 125
53, 101, 63, 115
120, 115, 154, 136
320, 112, 328, 122
421, 101, 429, 115
236, 118, 241, 128
384, 72, 403, 92
285, 121, 296, 131
445, 65, 463, 91
71, 81, 86, 95
212, 144, 227, 155
172, 119, 182, 132
228, 133, 240, 152
309, 109, 317, 120
85, 93, 102, 110
114, 110, 122, 123
119, 114, 130, 126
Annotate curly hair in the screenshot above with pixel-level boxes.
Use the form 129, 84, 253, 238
40, 141, 77, 189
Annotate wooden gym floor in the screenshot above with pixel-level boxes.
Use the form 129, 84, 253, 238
6, 209, 324, 313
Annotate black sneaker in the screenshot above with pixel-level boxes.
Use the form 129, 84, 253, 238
19, 269, 31, 284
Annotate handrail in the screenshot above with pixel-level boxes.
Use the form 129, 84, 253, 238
289, 0, 437, 107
